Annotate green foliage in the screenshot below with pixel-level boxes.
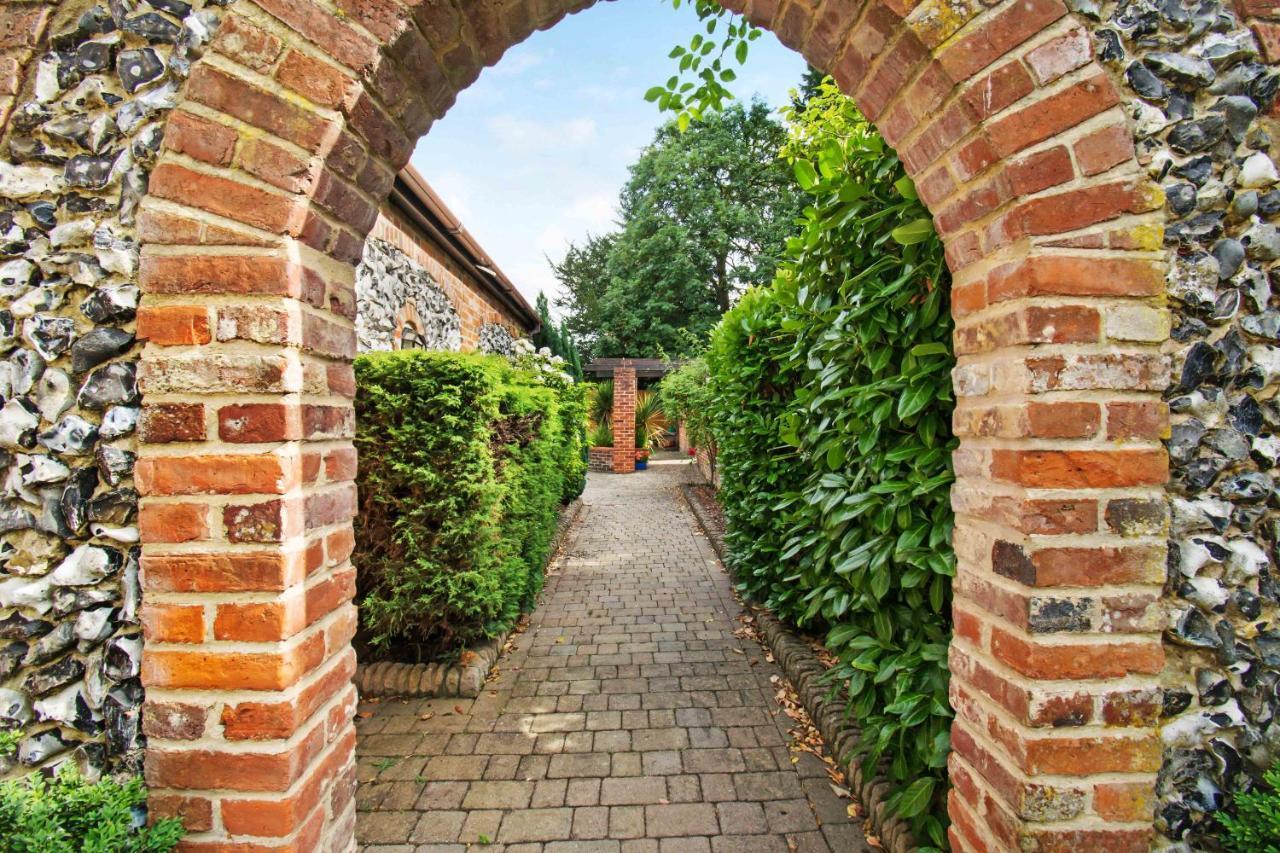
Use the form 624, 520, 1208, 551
0, 760, 184, 852
704, 79, 955, 846
554, 103, 801, 360
532, 292, 584, 380
1222, 763, 1280, 852
658, 358, 713, 448
634, 390, 668, 449
588, 420, 613, 448
354, 351, 585, 660
650, 0, 762, 127
0, 728, 19, 757
587, 380, 613, 428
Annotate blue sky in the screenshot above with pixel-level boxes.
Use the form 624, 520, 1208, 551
409, 0, 807, 317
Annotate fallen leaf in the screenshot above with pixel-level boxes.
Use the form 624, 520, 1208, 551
454, 705, 466, 715
419, 712, 435, 721
356, 711, 373, 719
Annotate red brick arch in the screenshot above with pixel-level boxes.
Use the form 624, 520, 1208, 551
117, 0, 1168, 849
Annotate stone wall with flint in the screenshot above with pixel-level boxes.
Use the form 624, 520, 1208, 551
0, 0, 226, 779
1092, 0, 1280, 844
354, 236, 461, 353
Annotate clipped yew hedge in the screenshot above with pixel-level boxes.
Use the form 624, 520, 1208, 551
702, 80, 955, 846
353, 350, 586, 661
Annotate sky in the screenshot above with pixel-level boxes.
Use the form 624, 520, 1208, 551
408, 0, 808, 319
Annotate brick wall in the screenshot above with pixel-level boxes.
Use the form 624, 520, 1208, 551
588, 447, 613, 473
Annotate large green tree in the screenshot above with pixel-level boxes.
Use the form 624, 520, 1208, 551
553, 101, 801, 360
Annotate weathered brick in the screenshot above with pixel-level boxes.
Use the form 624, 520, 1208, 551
137, 305, 212, 346
163, 110, 238, 166
149, 162, 305, 235
139, 403, 206, 443
142, 603, 205, 644
139, 502, 209, 544
211, 14, 283, 72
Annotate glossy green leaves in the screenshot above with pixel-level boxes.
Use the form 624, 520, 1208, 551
703, 79, 955, 848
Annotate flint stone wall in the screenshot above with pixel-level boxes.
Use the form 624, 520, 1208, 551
0, 0, 228, 778
1090, 0, 1280, 844
354, 236, 462, 354
477, 321, 516, 356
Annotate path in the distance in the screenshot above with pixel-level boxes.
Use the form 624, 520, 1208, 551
354, 454, 870, 852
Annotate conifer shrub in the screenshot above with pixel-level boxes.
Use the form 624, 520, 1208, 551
354, 350, 585, 661
1221, 762, 1280, 852
0, 733, 183, 852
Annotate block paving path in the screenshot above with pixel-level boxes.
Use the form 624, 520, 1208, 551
355, 455, 870, 852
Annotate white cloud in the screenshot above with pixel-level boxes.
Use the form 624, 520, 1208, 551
567, 192, 617, 230
420, 168, 474, 222
490, 49, 546, 77
485, 114, 598, 152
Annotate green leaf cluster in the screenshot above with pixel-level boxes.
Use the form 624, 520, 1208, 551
1221, 762, 1280, 852
0, 760, 184, 852
704, 79, 955, 846
658, 358, 713, 449
649, 0, 762, 127
354, 351, 586, 660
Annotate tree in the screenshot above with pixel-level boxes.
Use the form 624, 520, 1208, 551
531, 292, 583, 380
551, 233, 615, 359
553, 101, 801, 360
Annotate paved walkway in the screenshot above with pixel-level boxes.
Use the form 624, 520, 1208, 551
354, 455, 869, 852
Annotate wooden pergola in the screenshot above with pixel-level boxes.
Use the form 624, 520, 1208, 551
583, 358, 685, 380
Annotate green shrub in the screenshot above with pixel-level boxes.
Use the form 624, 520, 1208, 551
0, 734, 183, 853
1221, 763, 1280, 852
658, 358, 713, 449
704, 78, 955, 846
354, 350, 585, 660
588, 420, 613, 448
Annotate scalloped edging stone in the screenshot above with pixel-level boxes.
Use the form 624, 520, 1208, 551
355, 497, 584, 699
680, 483, 919, 853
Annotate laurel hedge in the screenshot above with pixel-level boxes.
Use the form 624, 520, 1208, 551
701, 80, 956, 846
353, 350, 585, 661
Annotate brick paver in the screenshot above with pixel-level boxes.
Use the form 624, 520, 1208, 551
355, 455, 870, 851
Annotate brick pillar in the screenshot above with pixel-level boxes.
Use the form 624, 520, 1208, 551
612, 365, 637, 474
133, 8, 367, 845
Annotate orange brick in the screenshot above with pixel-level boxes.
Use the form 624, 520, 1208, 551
991, 449, 1168, 488
215, 600, 305, 642
136, 306, 212, 346
142, 603, 205, 644
141, 551, 304, 593
136, 454, 295, 497
139, 502, 209, 544
991, 626, 1164, 679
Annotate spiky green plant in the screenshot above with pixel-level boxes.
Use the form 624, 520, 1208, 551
589, 420, 614, 448
634, 390, 667, 450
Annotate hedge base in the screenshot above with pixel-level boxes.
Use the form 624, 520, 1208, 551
355, 498, 585, 699
681, 483, 919, 853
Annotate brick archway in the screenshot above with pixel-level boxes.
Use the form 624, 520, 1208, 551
1, 0, 1182, 849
